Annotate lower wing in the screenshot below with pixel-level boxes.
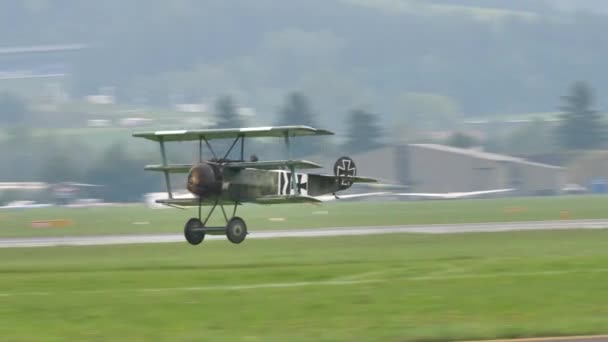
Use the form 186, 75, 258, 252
152, 189, 515, 208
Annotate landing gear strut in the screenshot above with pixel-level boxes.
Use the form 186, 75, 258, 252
183, 199, 248, 245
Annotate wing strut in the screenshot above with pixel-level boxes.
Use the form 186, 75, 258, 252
284, 132, 298, 195
159, 137, 173, 199
222, 135, 242, 160
201, 134, 245, 162
203, 137, 218, 160
198, 138, 202, 163
240, 135, 245, 161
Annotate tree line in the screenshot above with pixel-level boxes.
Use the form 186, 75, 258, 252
4, 1, 608, 122
1, 81, 605, 202
0, 90, 385, 202
446, 81, 607, 153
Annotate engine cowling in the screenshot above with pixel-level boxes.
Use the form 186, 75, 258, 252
187, 162, 222, 197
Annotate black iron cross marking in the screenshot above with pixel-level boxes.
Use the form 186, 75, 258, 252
336, 159, 356, 186
336, 159, 356, 176
280, 172, 308, 195
296, 174, 308, 192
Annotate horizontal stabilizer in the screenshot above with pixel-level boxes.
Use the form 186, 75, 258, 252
318, 174, 378, 183
338, 176, 377, 183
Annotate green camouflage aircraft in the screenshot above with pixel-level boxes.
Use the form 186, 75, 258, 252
133, 126, 376, 245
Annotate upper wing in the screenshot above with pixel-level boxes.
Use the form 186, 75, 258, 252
144, 160, 323, 173
133, 125, 334, 142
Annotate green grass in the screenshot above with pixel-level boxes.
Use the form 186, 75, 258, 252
1, 230, 607, 341
1, 195, 608, 238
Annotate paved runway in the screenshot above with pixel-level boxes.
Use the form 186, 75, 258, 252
1, 219, 608, 248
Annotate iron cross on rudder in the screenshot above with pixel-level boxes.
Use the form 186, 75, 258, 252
334, 156, 357, 188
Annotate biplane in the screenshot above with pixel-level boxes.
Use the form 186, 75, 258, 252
133, 125, 376, 245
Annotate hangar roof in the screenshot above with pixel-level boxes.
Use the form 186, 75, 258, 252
409, 144, 563, 170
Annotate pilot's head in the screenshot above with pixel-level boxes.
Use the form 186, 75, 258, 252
250, 154, 259, 162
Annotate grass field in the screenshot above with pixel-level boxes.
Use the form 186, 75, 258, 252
1, 195, 608, 238
0, 230, 607, 341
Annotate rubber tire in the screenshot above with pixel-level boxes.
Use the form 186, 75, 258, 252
184, 218, 205, 245
226, 217, 247, 244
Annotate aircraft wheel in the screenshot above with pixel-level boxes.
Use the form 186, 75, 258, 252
184, 218, 205, 245
226, 217, 247, 244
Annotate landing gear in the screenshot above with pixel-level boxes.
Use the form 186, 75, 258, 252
226, 217, 247, 244
184, 218, 205, 245
184, 200, 247, 245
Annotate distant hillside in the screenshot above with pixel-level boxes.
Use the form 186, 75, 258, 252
1, 0, 608, 129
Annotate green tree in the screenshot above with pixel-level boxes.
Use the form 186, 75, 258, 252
40, 149, 81, 183
276, 92, 322, 157
214, 95, 242, 129
85, 143, 159, 202
556, 81, 606, 150
396, 92, 462, 130
277, 92, 318, 126
505, 119, 555, 155
343, 109, 383, 153
446, 132, 478, 149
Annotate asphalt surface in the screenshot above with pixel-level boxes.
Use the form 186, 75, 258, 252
1, 219, 608, 248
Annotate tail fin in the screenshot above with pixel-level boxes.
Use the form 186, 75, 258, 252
333, 156, 357, 190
